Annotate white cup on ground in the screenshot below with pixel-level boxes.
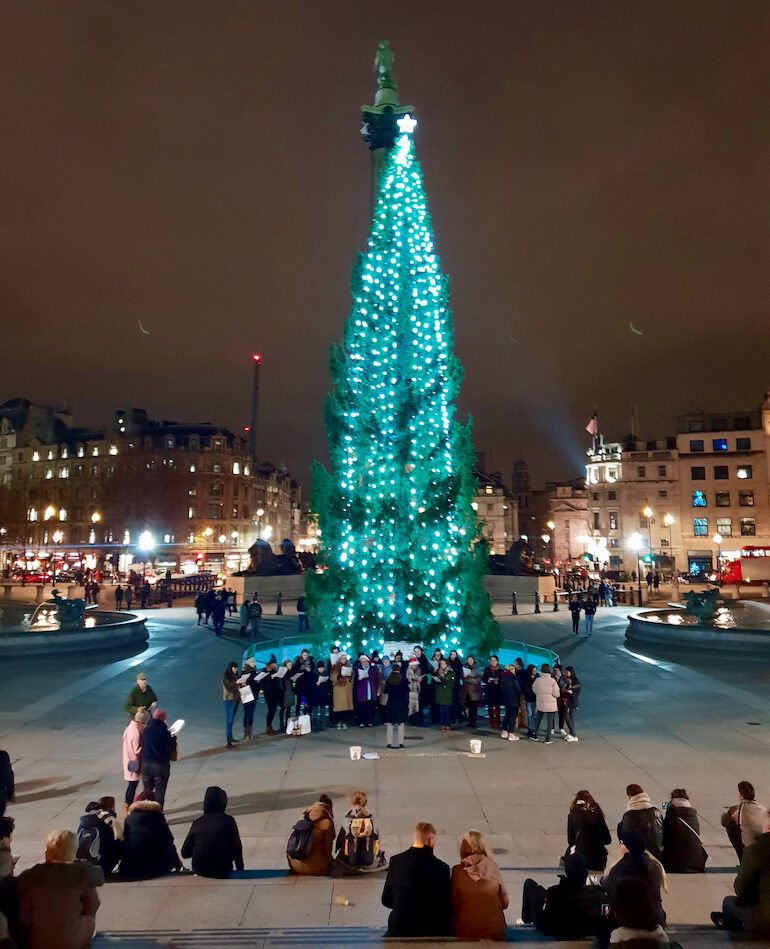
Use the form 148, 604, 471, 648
349, 745, 362, 760
469, 739, 482, 755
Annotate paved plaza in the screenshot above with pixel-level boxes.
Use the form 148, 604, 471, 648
1, 601, 767, 947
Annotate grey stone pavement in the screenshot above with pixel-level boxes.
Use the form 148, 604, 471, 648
1, 601, 768, 948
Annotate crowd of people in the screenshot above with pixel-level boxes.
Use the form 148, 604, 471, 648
2, 758, 766, 948
219, 647, 585, 748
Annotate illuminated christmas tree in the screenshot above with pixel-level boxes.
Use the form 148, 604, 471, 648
308, 114, 499, 657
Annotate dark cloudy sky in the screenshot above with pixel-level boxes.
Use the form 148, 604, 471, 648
1, 2, 766, 491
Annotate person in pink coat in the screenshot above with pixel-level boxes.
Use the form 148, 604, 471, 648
122, 710, 149, 817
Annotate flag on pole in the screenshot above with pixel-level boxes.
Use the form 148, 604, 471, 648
585, 414, 598, 437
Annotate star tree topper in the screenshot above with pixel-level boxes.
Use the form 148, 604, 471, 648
397, 113, 417, 134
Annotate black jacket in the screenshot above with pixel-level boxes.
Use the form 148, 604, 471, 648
141, 718, 177, 764
120, 801, 179, 879
384, 669, 409, 724
181, 787, 243, 878
0, 751, 14, 814
618, 804, 664, 860
662, 802, 706, 873
260, 670, 283, 705
310, 671, 331, 707
567, 807, 612, 871
382, 846, 451, 937
541, 878, 608, 939
602, 852, 665, 928
499, 670, 521, 708
482, 665, 502, 705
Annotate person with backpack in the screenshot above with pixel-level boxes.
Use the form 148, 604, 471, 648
181, 786, 244, 878
76, 797, 123, 875
334, 791, 386, 874
286, 794, 335, 876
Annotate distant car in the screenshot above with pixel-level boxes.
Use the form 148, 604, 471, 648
20, 572, 53, 584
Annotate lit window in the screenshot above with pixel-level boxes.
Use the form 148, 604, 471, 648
59, 467, 69, 479
77, 446, 84, 457
485, 485, 492, 495
164, 534, 171, 543
47, 450, 54, 460
689, 440, 704, 452
28, 507, 37, 521
233, 462, 240, 475
691, 490, 706, 507
109, 445, 118, 455
189, 464, 196, 473
716, 517, 732, 536
712, 438, 727, 451
92, 447, 99, 456
737, 466, 752, 480
32, 451, 40, 461
213, 464, 222, 473
123, 530, 131, 544
59, 509, 67, 520
609, 512, 618, 530
244, 466, 250, 476
693, 517, 708, 536
740, 518, 756, 536
188, 507, 196, 519
45, 469, 53, 480
739, 491, 754, 507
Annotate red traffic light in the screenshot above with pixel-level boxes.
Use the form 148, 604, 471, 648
252, 353, 261, 362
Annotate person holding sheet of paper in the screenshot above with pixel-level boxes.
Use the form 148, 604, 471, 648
330, 655, 353, 729
239, 657, 259, 740
353, 654, 379, 727
291, 649, 315, 717
310, 661, 331, 731
258, 657, 281, 735
278, 660, 295, 731
222, 662, 242, 748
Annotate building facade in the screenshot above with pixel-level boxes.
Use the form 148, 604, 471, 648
0, 399, 303, 577
472, 468, 517, 556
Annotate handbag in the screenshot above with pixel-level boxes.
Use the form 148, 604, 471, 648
127, 760, 139, 774
677, 816, 709, 863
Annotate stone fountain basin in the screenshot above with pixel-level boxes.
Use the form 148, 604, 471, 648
0, 601, 148, 657
626, 600, 770, 651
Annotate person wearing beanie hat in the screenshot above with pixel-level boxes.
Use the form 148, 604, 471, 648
139, 710, 177, 807
519, 852, 608, 940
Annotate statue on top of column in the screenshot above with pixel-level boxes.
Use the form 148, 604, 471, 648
374, 40, 396, 90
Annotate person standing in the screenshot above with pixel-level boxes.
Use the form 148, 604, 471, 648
531, 664, 560, 744
406, 657, 423, 727
566, 790, 612, 873
240, 657, 258, 740
653, 572, 661, 591
260, 657, 281, 735
212, 596, 226, 637
238, 597, 251, 636
125, 584, 134, 611
292, 649, 315, 717
382, 822, 452, 938
296, 595, 309, 631
384, 659, 409, 749
582, 596, 596, 635
194, 592, 206, 625
558, 667, 580, 741
121, 710, 149, 817
721, 781, 769, 862
499, 664, 521, 741
279, 659, 295, 731
204, 588, 215, 624
460, 655, 482, 729
434, 658, 455, 733
330, 655, 354, 730
248, 597, 262, 639
482, 656, 502, 731
222, 663, 241, 748
124, 672, 158, 720
353, 654, 378, 727
523, 664, 538, 737
447, 649, 463, 724
568, 595, 582, 634
114, 584, 123, 609
140, 581, 150, 608
227, 589, 236, 616
310, 661, 330, 732
140, 710, 177, 807
0, 750, 15, 816
412, 646, 430, 726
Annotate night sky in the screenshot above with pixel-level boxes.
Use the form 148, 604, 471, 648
1, 2, 766, 491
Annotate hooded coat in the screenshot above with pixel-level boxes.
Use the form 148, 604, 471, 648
662, 798, 706, 873
181, 786, 244, 878
287, 800, 335, 876
450, 853, 508, 940
119, 799, 179, 879
121, 720, 143, 783
617, 793, 664, 860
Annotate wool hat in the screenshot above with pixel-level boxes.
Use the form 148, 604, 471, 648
621, 831, 646, 854
135, 789, 156, 803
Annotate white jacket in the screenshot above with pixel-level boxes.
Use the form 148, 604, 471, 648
533, 674, 560, 712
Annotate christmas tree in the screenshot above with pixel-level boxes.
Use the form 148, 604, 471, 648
308, 123, 499, 656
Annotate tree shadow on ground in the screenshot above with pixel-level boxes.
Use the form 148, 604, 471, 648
163, 786, 352, 824
14, 779, 100, 804
14, 776, 68, 792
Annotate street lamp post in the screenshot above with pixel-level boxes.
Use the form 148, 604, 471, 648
137, 530, 154, 585
663, 513, 674, 575
256, 507, 265, 540
628, 531, 644, 605
642, 506, 654, 573
546, 520, 556, 577
713, 532, 723, 584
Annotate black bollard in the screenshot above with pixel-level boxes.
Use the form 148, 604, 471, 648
629, 588, 635, 607
511, 590, 518, 615
553, 590, 558, 612
534, 591, 541, 614
276, 591, 283, 616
